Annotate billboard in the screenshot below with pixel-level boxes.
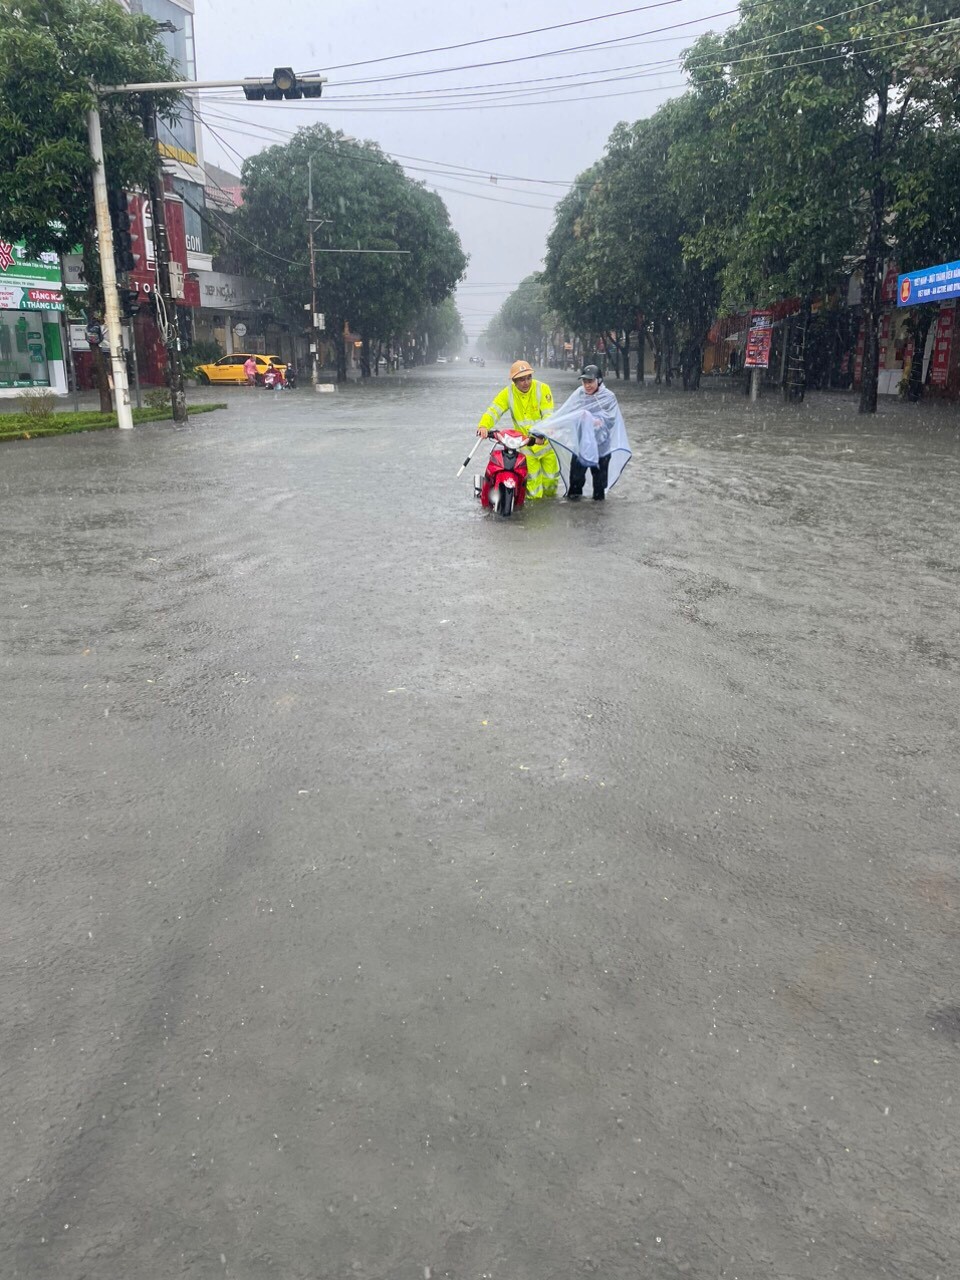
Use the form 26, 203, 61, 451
897, 259, 960, 307
743, 311, 773, 368
0, 238, 64, 309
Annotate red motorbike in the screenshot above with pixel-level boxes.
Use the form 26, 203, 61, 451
473, 428, 529, 518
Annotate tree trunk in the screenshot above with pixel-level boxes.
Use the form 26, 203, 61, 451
858, 90, 888, 415
360, 335, 371, 378
621, 330, 631, 382
684, 342, 702, 391
653, 317, 663, 384
636, 324, 645, 383
905, 306, 935, 402
81, 233, 112, 412
91, 343, 113, 412
334, 320, 347, 382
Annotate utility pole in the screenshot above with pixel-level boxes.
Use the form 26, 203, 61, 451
308, 156, 318, 389
142, 99, 187, 423
86, 106, 134, 429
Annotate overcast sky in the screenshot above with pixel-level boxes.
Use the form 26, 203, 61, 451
194, 0, 736, 343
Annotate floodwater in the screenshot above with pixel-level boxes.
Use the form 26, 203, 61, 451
2, 368, 958, 1280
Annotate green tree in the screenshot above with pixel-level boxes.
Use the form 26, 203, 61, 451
236, 126, 466, 381
417, 296, 465, 361
0, 0, 178, 407
479, 274, 553, 363
683, 0, 960, 411
543, 96, 724, 388
542, 165, 611, 358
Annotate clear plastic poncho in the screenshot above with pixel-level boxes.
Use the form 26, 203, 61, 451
538, 383, 632, 493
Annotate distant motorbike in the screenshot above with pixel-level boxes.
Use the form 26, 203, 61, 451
474, 428, 529, 517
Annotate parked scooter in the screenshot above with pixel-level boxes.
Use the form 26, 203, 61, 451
473, 428, 530, 517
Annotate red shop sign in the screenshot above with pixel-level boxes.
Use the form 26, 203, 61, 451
743, 311, 773, 368
930, 306, 954, 386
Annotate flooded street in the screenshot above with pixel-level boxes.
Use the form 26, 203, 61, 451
2, 368, 959, 1279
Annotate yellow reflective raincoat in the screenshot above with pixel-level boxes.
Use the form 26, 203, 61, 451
477, 379, 561, 500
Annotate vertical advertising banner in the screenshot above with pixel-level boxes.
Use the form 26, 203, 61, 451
743, 311, 773, 368
929, 306, 955, 387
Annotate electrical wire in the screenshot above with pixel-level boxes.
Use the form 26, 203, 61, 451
188, 1, 912, 116
318, 14, 954, 102
197, 17, 953, 114
192, 104, 560, 208
299, 0, 891, 88
324, 10, 736, 88
297, 0, 691, 74
196, 106, 564, 197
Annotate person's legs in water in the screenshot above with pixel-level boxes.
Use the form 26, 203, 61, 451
591, 454, 611, 500
525, 448, 544, 500
568, 455, 587, 500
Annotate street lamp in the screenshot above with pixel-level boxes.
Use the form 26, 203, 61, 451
88, 68, 327, 428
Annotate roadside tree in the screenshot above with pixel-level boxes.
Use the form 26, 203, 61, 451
0, 0, 178, 408
683, 0, 960, 411
237, 126, 466, 381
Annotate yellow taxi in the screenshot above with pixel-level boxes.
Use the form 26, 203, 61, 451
195, 353, 287, 385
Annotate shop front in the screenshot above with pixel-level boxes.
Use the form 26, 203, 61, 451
70, 187, 201, 391
896, 257, 960, 398
194, 270, 269, 355
0, 239, 68, 397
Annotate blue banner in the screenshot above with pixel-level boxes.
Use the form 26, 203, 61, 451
897, 259, 960, 307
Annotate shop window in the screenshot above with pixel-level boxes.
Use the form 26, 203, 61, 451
0, 311, 50, 387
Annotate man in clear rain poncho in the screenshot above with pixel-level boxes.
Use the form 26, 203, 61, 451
539, 363, 632, 500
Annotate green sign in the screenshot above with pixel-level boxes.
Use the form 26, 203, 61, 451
0, 238, 64, 309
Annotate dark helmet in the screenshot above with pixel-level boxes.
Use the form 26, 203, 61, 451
579, 363, 602, 382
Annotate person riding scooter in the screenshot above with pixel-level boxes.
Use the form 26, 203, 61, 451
476, 360, 560, 500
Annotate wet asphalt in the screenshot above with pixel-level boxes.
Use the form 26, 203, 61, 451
2, 368, 959, 1280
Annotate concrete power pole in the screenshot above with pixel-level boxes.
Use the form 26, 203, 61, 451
86, 106, 134, 429
142, 101, 187, 424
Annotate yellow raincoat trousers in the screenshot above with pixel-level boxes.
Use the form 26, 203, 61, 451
477, 379, 561, 499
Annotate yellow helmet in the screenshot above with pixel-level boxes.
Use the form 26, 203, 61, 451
509, 360, 534, 382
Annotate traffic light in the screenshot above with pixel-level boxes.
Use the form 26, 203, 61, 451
243, 68, 324, 101
118, 287, 141, 318
107, 189, 142, 274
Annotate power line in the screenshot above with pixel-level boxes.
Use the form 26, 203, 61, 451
199, 16, 953, 114
197, 106, 563, 197
306, 0, 890, 88
310, 11, 947, 104
199, 104, 579, 185
194, 107, 560, 208
308, 10, 737, 89
297, 0, 689, 74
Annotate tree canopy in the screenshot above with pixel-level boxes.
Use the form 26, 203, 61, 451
540, 0, 960, 407
478, 274, 554, 362
0, 0, 178, 258
234, 125, 467, 377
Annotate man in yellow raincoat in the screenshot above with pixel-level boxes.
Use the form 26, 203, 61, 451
476, 360, 561, 500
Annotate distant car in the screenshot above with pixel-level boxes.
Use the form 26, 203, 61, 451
469, 355, 485, 367
195, 353, 287, 385
435, 356, 448, 364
